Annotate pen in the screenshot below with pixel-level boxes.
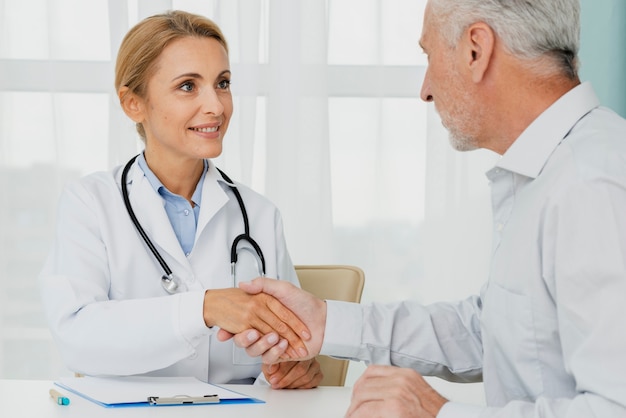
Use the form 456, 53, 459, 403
49, 388, 70, 405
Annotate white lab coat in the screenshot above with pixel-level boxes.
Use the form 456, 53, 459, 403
39, 159, 299, 384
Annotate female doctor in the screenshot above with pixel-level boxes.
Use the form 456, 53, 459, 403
39, 10, 322, 389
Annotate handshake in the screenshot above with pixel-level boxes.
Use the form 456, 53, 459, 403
205, 277, 450, 417
203, 278, 327, 388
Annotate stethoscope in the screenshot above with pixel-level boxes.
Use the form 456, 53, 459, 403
121, 154, 266, 294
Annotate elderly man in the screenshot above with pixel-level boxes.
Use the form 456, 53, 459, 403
221, 0, 626, 416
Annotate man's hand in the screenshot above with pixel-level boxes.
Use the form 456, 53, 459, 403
203, 287, 310, 359
262, 359, 323, 389
346, 365, 448, 418
216, 278, 327, 363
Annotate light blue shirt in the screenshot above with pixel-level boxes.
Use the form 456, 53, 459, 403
137, 153, 207, 256
321, 82, 626, 417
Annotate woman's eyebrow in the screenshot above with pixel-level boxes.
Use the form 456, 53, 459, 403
171, 72, 202, 82
171, 69, 231, 83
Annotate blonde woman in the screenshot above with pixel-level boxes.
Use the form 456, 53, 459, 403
39, 10, 321, 389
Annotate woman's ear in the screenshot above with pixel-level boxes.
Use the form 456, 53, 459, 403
118, 86, 145, 123
465, 22, 495, 83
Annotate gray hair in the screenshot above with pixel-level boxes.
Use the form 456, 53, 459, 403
429, 0, 580, 79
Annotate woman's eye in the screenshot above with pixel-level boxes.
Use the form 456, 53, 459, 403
179, 81, 195, 92
217, 79, 231, 90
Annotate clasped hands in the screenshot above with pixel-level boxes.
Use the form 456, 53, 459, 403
214, 278, 448, 417
203, 282, 324, 389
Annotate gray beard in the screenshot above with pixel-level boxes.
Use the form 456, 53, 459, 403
448, 131, 479, 152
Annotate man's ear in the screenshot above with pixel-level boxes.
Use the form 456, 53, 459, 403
118, 86, 145, 123
465, 22, 495, 83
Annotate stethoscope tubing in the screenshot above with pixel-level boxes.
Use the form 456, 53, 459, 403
121, 155, 173, 276
120, 154, 266, 291
215, 168, 266, 274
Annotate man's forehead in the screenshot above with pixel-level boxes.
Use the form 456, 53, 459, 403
418, 22, 431, 51
419, 2, 433, 50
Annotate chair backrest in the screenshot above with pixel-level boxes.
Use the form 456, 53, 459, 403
295, 265, 365, 387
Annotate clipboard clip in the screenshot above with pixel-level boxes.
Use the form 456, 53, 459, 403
148, 394, 220, 405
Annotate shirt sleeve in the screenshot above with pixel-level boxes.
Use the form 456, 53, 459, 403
321, 296, 484, 382
320, 300, 363, 359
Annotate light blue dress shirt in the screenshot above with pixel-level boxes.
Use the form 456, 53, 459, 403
137, 153, 206, 256
321, 82, 626, 417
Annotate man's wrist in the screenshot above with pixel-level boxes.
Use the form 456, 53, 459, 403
424, 392, 448, 417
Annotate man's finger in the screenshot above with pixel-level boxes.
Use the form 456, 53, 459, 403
230, 329, 260, 347
264, 296, 311, 341
239, 277, 297, 300
259, 339, 289, 364
237, 293, 309, 358
216, 328, 235, 342
238, 332, 280, 356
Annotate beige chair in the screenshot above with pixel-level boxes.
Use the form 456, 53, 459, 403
295, 265, 365, 386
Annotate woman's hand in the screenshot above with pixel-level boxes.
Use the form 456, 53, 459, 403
203, 287, 310, 359
262, 359, 323, 389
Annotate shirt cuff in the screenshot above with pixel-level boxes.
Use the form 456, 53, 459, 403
320, 300, 363, 359
437, 401, 486, 418
177, 290, 211, 347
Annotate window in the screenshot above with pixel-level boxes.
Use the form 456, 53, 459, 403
0, 0, 490, 402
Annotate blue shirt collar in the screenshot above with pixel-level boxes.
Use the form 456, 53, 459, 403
136, 152, 207, 206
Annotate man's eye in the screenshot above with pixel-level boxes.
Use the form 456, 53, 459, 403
217, 79, 231, 90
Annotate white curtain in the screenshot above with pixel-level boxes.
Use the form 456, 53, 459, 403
0, 0, 492, 403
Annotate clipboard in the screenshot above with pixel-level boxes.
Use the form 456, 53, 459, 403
147, 394, 220, 405
55, 376, 264, 408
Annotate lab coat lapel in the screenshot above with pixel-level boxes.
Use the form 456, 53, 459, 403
126, 163, 189, 268
196, 162, 230, 239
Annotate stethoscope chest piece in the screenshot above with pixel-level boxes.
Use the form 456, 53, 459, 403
161, 273, 187, 294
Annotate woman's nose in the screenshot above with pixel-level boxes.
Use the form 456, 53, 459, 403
201, 88, 225, 115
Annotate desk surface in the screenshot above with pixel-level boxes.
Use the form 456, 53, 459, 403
1, 379, 352, 418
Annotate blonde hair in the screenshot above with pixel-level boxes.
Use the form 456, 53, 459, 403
115, 10, 229, 139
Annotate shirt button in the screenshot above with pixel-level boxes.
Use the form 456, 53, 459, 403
496, 223, 504, 231
184, 209, 190, 216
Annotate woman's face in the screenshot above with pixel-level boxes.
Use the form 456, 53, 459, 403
136, 36, 233, 164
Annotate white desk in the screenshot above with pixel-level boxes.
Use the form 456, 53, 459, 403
0, 379, 352, 417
